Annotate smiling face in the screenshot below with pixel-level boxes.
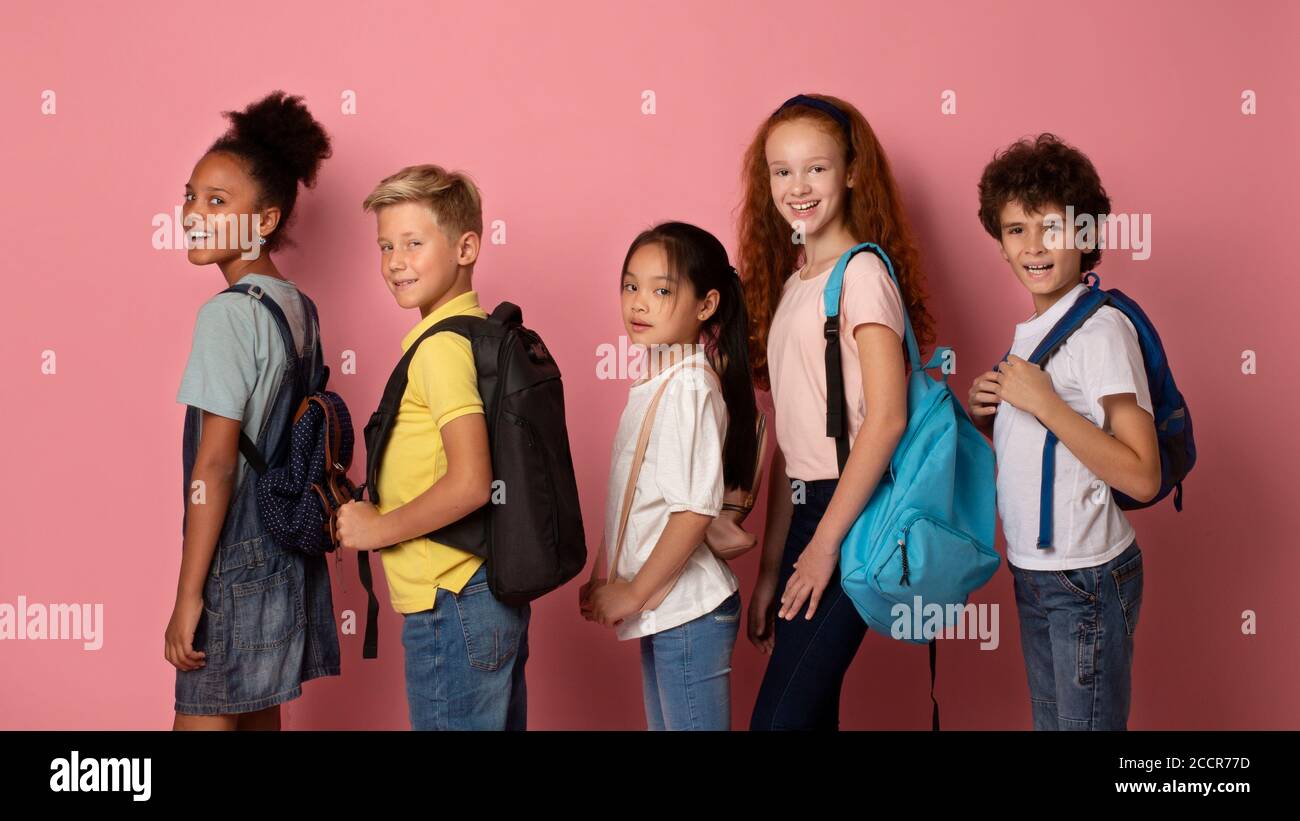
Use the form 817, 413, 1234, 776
997, 199, 1085, 311
621, 242, 717, 351
182, 151, 277, 266
375, 201, 478, 316
765, 118, 855, 239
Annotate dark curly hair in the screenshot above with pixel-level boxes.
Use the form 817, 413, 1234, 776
208, 90, 332, 252
977, 133, 1111, 272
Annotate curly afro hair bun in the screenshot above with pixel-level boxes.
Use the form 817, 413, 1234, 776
208, 90, 332, 252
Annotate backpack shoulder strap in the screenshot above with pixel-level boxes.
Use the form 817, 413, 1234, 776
1028, 273, 1110, 550
822, 243, 918, 474
221, 283, 303, 475
1025, 275, 1111, 367
363, 312, 493, 496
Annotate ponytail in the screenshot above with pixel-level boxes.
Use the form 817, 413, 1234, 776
711, 270, 759, 492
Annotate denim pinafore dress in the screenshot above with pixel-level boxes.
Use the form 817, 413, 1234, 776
176, 285, 341, 716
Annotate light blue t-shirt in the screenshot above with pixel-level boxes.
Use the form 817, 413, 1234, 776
177, 274, 309, 487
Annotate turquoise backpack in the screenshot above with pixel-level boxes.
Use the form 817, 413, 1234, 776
826, 244, 1000, 723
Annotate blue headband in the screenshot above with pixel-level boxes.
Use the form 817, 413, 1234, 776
774, 94, 852, 143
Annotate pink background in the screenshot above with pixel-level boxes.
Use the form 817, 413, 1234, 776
1, 0, 1296, 729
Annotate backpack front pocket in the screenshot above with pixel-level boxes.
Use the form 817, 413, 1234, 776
872, 509, 999, 609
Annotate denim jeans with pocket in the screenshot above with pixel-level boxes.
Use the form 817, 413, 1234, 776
1010, 540, 1144, 730
639, 590, 741, 731
400, 563, 530, 730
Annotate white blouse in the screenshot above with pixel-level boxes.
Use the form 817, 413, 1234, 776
603, 351, 737, 640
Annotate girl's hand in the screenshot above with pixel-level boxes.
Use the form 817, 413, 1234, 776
578, 577, 603, 621
335, 500, 386, 551
779, 537, 839, 621
589, 580, 642, 628
996, 355, 1058, 418
164, 593, 206, 672
747, 569, 779, 655
968, 369, 1002, 417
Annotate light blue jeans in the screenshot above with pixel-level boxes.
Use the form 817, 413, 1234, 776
400, 563, 530, 731
1011, 541, 1144, 730
639, 590, 741, 731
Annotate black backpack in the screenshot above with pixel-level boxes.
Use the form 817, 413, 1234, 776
357, 301, 586, 658
227, 283, 358, 557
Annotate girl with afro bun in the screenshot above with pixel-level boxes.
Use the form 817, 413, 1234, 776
166, 91, 340, 730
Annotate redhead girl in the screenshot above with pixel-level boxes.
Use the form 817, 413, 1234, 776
738, 94, 935, 730
165, 92, 339, 729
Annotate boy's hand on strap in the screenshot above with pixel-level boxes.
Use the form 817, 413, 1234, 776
995, 355, 1056, 418
335, 500, 386, 552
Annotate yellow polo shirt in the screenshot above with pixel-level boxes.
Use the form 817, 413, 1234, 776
377, 289, 488, 614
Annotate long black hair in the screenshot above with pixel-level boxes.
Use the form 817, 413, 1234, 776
208, 90, 332, 252
621, 221, 759, 492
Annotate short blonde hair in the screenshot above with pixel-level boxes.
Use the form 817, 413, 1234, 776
361, 164, 483, 239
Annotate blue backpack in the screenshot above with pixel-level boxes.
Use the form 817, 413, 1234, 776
1014, 271, 1195, 549
827, 244, 1000, 725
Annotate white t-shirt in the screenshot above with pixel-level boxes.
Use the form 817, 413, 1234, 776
603, 350, 736, 640
993, 283, 1153, 571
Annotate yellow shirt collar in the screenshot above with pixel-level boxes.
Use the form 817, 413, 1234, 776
401, 290, 482, 352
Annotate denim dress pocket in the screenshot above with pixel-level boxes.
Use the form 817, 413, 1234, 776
232, 564, 307, 651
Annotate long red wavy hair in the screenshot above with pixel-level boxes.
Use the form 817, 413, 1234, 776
736, 93, 934, 391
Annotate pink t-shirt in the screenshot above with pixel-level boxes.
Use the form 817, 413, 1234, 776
767, 252, 907, 481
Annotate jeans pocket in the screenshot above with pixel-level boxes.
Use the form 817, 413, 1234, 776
712, 592, 742, 623
232, 565, 306, 651
453, 580, 525, 672
1052, 566, 1098, 602
1110, 549, 1144, 637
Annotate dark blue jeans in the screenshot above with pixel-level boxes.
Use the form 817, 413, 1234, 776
750, 478, 868, 731
1010, 540, 1144, 730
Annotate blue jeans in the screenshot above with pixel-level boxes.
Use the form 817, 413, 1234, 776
1010, 540, 1144, 730
400, 563, 530, 731
750, 478, 869, 731
639, 591, 741, 731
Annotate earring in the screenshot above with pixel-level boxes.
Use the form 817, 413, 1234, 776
257, 237, 267, 245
